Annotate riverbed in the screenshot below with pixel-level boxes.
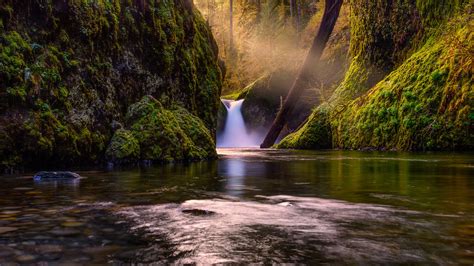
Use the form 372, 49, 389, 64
0, 149, 473, 264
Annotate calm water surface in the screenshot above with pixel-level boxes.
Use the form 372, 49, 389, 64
0, 149, 473, 264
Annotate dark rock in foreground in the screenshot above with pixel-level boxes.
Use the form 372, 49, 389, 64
182, 209, 216, 216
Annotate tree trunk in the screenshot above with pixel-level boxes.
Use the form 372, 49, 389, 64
296, 0, 301, 32
229, 0, 234, 51
290, 0, 294, 25
260, 0, 343, 148
255, 0, 261, 23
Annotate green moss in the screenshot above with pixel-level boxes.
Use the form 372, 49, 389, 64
279, 2, 472, 151
416, 0, 463, 27
332, 14, 473, 150
173, 105, 216, 159
276, 104, 332, 149
348, 0, 422, 71
0, 0, 222, 170
106, 129, 140, 161
121, 96, 216, 162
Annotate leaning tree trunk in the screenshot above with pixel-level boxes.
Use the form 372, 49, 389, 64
290, 0, 294, 25
260, 0, 343, 148
229, 0, 234, 51
255, 0, 261, 23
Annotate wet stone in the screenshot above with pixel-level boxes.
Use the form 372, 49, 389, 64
50, 228, 81, 236
61, 221, 84, 227
182, 209, 216, 216
1, 207, 21, 211
1, 211, 21, 215
0, 221, 11, 226
0, 227, 19, 234
83, 245, 122, 255
71, 255, 93, 262
0, 246, 16, 257
42, 252, 63, 261
113, 249, 137, 260
32, 235, 52, 240
15, 254, 37, 263
13, 187, 34, 191
33, 171, 81, 180
35, 245, 64, 254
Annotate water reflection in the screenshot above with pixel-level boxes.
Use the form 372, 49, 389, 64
0, 149, 473, 264
34, 178, 81, 189
118, 195, 449, 264
220, 159, 246, 196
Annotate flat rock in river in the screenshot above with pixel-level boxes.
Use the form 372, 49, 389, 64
0, 227, 18, 234
33, 171, 81, 181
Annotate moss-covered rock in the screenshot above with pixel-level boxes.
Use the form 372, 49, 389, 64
106, 129, 140, 163
279, 1, 472, 151
276, 104, 332, 149
0, 0, 222, 171
122, 95, 216, 162
332, 16, 473, 150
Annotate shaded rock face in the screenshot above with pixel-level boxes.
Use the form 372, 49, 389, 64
0, 0, 222, 170
238, 71, 313, 135
216, 101, 228, 135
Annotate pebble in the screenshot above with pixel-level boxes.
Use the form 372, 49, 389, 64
32, 235, 52, 240
1, 206, 21, 210
0, 227, 19, 234
1, 211, 21, 215
25, 191, 42, 195
15, 254, 36, 263
13, 187, 34, 191
0, 246, 15, 257
102, 228, 115, 233
71, 255, 92, 262
182, 209, 216, 216
50, 229, 81, 236
36, 245, 63, 254
83, 245, 121, 255
61, 222, 84, 227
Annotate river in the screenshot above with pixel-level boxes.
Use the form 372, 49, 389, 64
0, 149, 473, 264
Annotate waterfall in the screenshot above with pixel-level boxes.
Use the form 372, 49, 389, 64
217, 99, 262, 148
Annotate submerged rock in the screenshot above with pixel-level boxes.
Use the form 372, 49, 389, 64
33, 171, 81, 181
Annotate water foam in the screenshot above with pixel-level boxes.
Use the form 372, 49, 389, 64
118, 195, 438, 264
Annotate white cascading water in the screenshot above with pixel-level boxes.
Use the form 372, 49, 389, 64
217, 99, 262, 148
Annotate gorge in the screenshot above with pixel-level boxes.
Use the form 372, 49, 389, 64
0, 0, 472, 264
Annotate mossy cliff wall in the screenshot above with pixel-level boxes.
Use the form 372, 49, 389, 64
0, 0, 222, 170
278, 0, 473, 151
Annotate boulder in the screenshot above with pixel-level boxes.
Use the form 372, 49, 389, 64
239, 71, 313, 134
33, 171, 81, 181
